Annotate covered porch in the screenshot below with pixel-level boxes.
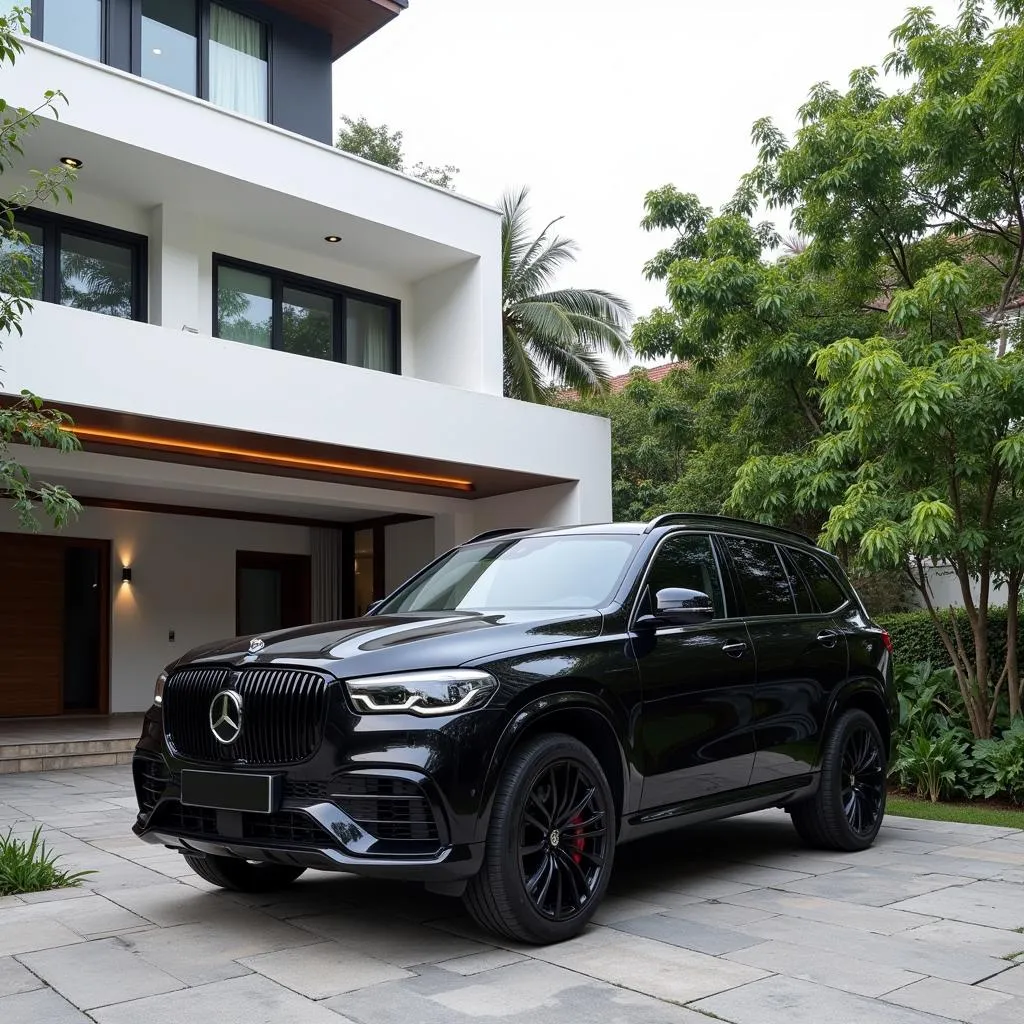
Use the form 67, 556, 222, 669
0, 713, 145, 774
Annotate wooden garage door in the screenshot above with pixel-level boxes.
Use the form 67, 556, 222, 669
0, 533, 64, 717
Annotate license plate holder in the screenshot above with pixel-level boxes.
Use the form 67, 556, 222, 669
180, 770, 280, 814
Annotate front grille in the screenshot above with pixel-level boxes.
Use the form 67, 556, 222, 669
283, 780, 329, 801
332, 775, 440, 844
133, 757, 171, 814
149, 801, 333, 848
163, 666, 331, 764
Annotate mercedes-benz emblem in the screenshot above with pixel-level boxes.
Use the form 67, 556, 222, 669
209, 690, 243, 745
248, 637, 265, 654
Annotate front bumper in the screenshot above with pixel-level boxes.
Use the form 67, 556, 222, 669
132, 695, 499, 882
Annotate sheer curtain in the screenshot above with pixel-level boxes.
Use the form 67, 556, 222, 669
348, 299, 392, 372
310, 528, 343, 623
209, 4, 267, 121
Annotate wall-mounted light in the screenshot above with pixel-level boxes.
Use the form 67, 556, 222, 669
59, 156, 84, 169
121, 566, 133, 584
324, 235, 342, 244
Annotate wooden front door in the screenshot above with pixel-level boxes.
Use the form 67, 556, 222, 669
0, 533, 110, 718
0, 533, 64, 716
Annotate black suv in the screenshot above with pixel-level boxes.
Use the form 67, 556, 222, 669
132, 514, 895, 944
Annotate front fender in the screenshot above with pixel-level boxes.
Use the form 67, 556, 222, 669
473, 689, 634, 844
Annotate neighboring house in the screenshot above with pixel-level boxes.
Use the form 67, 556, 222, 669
559, 361, 688, 402
0, 1, 611, 718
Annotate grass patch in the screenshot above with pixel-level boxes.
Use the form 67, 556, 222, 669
887, 795, 1024, 829
0, 826, 94, 897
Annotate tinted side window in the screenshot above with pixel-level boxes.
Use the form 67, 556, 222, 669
779, 547, 815, 614
787, 548, 848, 613
726, 537, 795, 616
645, 534, 725, 618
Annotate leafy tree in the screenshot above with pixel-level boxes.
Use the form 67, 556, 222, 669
0, 7, 79, 530
502, 187, 632, 402
724, 0, 1024, 734
560, 366, 693, 520
336, 115, 459, 190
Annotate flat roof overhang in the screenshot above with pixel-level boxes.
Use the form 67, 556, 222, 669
259, 0, 408, 60
17, 401, 568, 501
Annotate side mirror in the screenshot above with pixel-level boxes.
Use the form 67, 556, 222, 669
654, 587, 714, 626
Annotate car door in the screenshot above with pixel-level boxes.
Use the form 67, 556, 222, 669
722, 537, 849, 787
633, 532, 757, 811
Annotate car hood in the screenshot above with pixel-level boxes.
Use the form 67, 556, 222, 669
168, 609, 604, 678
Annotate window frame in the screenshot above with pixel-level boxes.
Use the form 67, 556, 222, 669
719, 535, 799, 620
212, 253, 402, 373
6, 206, 148, 322
32, 0, 274, 120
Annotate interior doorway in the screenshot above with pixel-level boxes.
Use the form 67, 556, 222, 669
0, 533, 110, 718
235, 551, 312, 636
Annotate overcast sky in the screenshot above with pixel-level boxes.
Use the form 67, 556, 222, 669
333, 0, 963, 365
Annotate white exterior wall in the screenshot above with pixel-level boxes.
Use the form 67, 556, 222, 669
0, 506, 310, 713
913, 563, 1010, 611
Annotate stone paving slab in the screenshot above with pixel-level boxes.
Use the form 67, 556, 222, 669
1, 768, 1023, 1024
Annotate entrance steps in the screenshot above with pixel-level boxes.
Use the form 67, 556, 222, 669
0, 715, 144, 774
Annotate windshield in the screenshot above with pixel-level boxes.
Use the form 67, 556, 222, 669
378, 534, 640, 614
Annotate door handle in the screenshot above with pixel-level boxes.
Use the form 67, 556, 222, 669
722, 641, 748, 659
816, 630, 839, 648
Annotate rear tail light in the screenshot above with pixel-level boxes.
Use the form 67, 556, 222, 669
881, 630, 893, 654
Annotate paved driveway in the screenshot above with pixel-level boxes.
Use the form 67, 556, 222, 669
1, 767, 1023, 1024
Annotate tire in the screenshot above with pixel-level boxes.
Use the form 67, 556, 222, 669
463, 733, 615, 944
790, 708, 887, 852
183, 853, 305, 892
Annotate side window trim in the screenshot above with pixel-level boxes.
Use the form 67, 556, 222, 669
628, 530, 732, 630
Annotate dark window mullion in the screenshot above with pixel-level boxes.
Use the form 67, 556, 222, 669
43, 222, 60, 305
338, 295, 347, 365
271, 276, 283, 351
198, 0, 211, 100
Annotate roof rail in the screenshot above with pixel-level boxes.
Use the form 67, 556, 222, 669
464, 527, 531, 545
644, 513, 813, 544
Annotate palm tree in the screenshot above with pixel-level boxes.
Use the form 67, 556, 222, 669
501, 187, 632, 402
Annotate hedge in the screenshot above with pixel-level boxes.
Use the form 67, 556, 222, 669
876, 606, 1024, 672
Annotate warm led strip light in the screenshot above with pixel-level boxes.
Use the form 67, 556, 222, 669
63, 425, 474, 492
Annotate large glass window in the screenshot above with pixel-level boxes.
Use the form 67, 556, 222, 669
726, 537, 796, 617
42, 0, 102, 61
60, 232, 135, 317
141, 0, 197, 95
2, 213, 144, 321
0, 221, 44, 300
216, 266, 272, 348
282, 286, 333, 361
209, 2, 267, 121
380, 535, 641, 614
214, 257, 400, 372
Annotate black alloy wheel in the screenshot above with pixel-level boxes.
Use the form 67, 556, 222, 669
463, 732, 616, 944
789, 708, 888, 852
518, 759, 609, 921
840, 723, 885, 837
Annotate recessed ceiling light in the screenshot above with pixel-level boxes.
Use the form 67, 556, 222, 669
59, 156, 83, 169
152, 47, 162, 55
324, 235, 342, 243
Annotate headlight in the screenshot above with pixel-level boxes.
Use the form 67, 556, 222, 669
153, 671, 167, 706
345, 669, 497, 716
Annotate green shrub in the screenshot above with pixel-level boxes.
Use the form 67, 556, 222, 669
972, 719, 1024, 805
893, 730, 975, 802
893, 660, 967, 744
0, 826, 94, 896
877, 606, 1024, 676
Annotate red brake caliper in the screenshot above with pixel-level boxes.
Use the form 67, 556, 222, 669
570, 814, 585, 865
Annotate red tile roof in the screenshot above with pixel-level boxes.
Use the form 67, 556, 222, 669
559, 361, 687, 402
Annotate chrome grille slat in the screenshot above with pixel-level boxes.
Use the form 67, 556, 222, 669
163, 666, 330, 764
